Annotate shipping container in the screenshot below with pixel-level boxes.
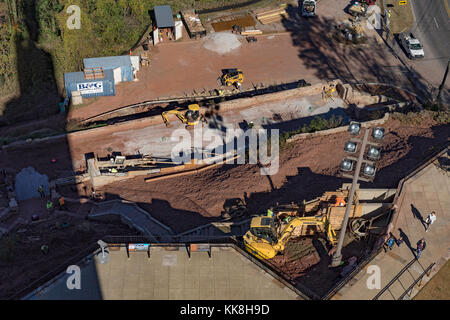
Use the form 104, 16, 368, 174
83, 56, 133, 82
64, 69, 116, 99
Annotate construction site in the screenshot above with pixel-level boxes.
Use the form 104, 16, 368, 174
0, 0, 449, 301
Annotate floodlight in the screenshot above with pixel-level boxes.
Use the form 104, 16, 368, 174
340, 158, 354, 172
348, 121, 361, 135
344, 141, 358, 153
367, 146, 381, 160
372, 127, 385, 140
362, 164, 376, 177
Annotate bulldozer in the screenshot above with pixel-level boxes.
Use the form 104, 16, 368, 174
220, 68, 244, 87
161, 104, 200, 127
243, 214, 337, 260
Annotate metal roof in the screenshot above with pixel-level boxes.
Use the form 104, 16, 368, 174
154, 5, 175, 28
83, 55, 132, 70
64, 69, 115, 83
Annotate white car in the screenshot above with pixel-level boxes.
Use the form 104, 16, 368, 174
398, 33, 424, 59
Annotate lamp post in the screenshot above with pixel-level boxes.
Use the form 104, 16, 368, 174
331, 123, 384, 267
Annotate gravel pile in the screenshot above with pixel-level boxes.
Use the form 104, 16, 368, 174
203, 32, 242, 54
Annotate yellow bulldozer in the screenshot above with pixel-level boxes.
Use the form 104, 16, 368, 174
221, 68, 244, 87
161, 104, 200, 127
243, 214, 337, 260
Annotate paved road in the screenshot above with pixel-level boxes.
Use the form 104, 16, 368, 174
403, 0, 450, 96
410, 0, 450, 70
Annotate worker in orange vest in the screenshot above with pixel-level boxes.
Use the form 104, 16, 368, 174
334, 196, 346, 207
58, 196, 67, 210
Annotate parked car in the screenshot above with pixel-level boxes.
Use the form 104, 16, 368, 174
398, 33, 425, 59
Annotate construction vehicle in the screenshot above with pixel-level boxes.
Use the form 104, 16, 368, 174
243, 214, 337, 260
349, 1, 368, 17
398, 33, 424, 59
161, 104, 200, 127
220, 69, 244, 87
301, 0, 316, 17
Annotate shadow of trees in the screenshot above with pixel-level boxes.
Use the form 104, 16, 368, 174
1, 0, 60, 126
281, 4, 429, 96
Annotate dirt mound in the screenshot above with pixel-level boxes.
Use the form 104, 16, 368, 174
203, 32, 242, 54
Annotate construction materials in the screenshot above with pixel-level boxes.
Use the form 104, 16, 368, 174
348, 1, 368, 17
181, 10, 206, 39
241, 30, 262, 36
211, 15, 256, 32
220, 69, 244, 87
161, 104, 200, 127
301, 0, 316, 17
254, 5, 287, 25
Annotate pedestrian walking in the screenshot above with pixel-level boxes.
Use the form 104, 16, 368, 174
46, 200, 54, 213
38, 185, 45, 198
396, 236, 404, 247
415, 239, 426, 259
384, 234, 396, 252
425, 211, 436, 232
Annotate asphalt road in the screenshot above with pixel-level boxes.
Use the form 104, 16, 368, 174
409, 0, 450, 69
402, 0, 450, 101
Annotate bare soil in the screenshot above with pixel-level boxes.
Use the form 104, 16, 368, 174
98, 117, 449, 233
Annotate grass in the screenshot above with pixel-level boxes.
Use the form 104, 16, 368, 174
279, 115, 344, 149
414, 260, 450, 300
383, 0, 414, 34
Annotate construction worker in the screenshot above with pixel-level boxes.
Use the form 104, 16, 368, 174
334, 196, 346, 207
38, 185, 45, 198
46, 200, 54, 213
58, 196, 66, 210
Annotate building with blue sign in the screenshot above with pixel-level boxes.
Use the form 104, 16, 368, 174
64, 69, 116, 99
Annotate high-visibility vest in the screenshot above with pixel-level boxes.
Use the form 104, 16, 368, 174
59, 198, 65, 205
46, 201, 53, 209
267, 209, 274, 217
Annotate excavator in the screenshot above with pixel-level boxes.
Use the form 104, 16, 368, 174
243, 213, 337, 260
220, 69, 244, 87
161, 104, 200, 127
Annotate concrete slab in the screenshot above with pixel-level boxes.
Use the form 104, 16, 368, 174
332, 154, 450, 300
26, 246, 302, 300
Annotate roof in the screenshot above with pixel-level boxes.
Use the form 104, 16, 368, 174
64, 69, 115, 84
83, 56, 132, 70
154, 5, 174, 28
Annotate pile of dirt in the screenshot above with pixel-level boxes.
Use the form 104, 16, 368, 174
203, 32, 242, 54
98, 117, 449, 233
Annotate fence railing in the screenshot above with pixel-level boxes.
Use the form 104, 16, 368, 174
372, 257, 418, 300
397, 262, 435, 300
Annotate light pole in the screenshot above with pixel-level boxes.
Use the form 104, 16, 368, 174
331, 122, 384, 267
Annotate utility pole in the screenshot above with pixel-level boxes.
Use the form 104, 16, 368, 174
436, 59, 450, 104
331, 128, 370, 267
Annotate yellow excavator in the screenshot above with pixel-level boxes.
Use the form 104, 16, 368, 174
161, 104, 200, 127
243, 214, 337, 260
221, 68, 244, 87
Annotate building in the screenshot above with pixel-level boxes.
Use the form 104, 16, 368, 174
64, 69, 116, 100
83, 56, 135, 83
